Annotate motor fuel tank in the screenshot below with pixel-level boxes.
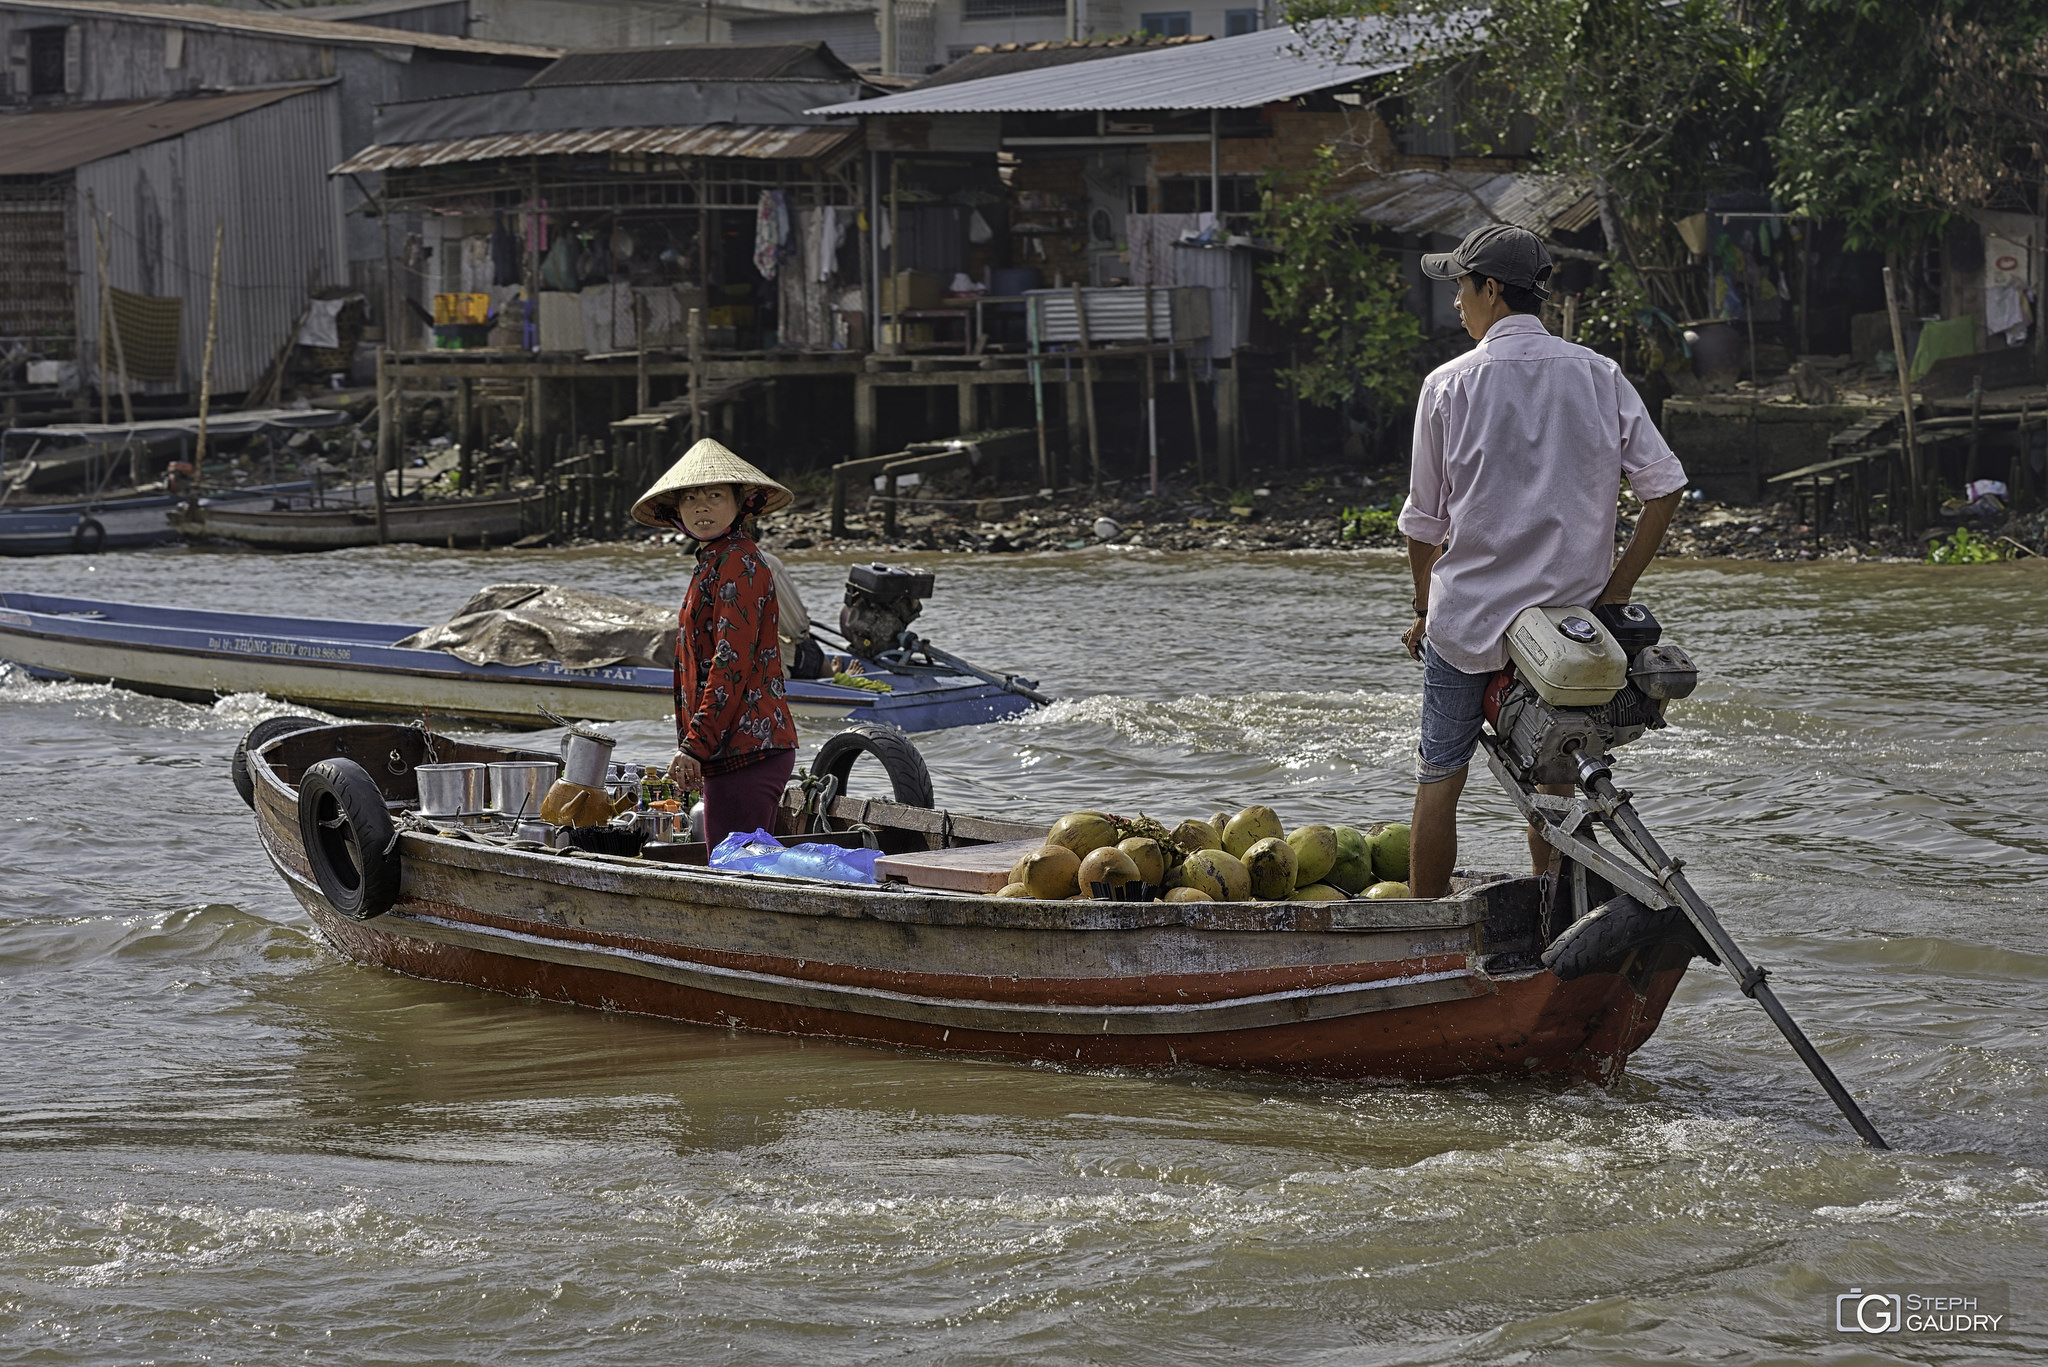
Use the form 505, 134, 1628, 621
1503, 605, 1628, 706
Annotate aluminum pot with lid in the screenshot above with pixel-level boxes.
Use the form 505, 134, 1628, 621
487, 760, 560, 819
416, 762, 487, 817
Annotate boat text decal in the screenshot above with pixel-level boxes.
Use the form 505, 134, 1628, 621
208, 634, 352, 662
536, 661, 641, 681
0, 610, 28, 628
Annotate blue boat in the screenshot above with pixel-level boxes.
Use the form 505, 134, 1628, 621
0, 592, 1044, 732
0, 483, 319, 556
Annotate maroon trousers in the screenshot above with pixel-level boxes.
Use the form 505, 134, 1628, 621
701, 748, 795, 851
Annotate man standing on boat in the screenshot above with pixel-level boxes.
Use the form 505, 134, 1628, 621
1397, 225, 1689, 899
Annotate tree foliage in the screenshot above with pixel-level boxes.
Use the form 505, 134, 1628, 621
1260, 146, 1422, 411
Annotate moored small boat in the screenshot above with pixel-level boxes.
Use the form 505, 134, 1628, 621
0, 592, 1039, 732
243, 721, 1703, 1081
170, 490, 545, 551
0, 482, 320, 556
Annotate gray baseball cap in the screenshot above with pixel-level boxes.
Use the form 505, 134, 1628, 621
1421, 224, 1554, 297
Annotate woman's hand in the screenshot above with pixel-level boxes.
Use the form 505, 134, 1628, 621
669, 749, 703, 787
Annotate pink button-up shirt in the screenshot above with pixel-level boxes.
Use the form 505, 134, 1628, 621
1397, 314, 1688, 673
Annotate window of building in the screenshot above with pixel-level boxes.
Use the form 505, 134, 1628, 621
962, 0, 1065, 18
1156, 176, 1260, 214
1225, 8, 1260, 35
27, 26, 69, 96
1140, 11, 1192, 37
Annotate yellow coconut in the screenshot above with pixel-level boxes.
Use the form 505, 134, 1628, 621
1078, 845, 1142, 894
995, 882, 1033, 898
1286, 824, 1340, 886
1222, 805, 1284, 858
1165, 886, 1215, 903
1289, 883, 1347, 901
1172, 848, 1251, 902
1242, 836, 1298, 901
1208, 811, 1233, 837
1170, 818, 1223, 855
1362, 880, 1412, 900
1117, 837, 1168, 887
1019, 844, 1081, 900
1047, 811, 1120, 858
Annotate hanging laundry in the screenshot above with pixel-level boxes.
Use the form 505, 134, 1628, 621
491, 213, 520, 286
1985, 283, 2031, 344
754, 190, 790, 279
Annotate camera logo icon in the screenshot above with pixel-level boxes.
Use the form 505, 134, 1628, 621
1837, 1288, 1903, 1333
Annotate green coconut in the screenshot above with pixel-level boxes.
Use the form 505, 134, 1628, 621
1362, 880, 1412, 900
995, 882, 1033, 898
1079, 845, 1142, 894
1165, 886, 1214, 903
1171, 848, 1251, 902
1286, 824, 1339, 886
1326, 825, 1376, 894
1369, 822, 1412, 885
1169, 818, 1223, 855
1242, 836, 1298, 901
1019, 845, 1081, 900
1048, 811, 1120, 858
1117, 836, 1167, 887
1222, 804, 1284, 858
1289, 883, 1347, 902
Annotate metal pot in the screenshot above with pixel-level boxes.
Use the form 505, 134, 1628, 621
487, 760, 560, 819
559, 729, 616, 789
416, 762, 487, 817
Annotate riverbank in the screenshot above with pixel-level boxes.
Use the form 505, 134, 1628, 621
722, 463, 2048, 564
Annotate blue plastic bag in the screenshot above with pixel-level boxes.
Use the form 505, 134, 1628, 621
709, 828, 882, 884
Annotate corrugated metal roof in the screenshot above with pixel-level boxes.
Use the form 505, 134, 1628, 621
915, 35, 1212, 91
809, 20, 1441, 114
0, 85, 323, 176
1344, 169, 1594, 240
528, 42, 860, 87
332, 123, 853, 173
3, 0, 559, 59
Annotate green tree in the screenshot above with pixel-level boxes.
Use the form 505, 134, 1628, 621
1260, 145, 1423, 414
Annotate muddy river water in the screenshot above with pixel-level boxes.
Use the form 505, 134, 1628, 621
2, 543, 2044, 1364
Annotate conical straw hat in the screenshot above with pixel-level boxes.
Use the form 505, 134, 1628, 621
630, 438, 793, 528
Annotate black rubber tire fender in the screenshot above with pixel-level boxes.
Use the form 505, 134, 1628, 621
296, 758, 401, 921
811, 722, 934, 809
71, 517, 105, 554
1542, 892, 1714, 981
231, 714, 324, 809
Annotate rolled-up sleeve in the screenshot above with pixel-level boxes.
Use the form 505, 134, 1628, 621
1615, 372, 1688, 500
1398, 379, 1452, 543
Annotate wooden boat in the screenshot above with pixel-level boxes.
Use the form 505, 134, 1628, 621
0, 482, 318, 556
0, 592, 1039, 732
170, 490, 545, 550
245, 721, 1700, 1081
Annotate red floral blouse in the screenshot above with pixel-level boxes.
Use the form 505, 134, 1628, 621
674, 527, 798, 775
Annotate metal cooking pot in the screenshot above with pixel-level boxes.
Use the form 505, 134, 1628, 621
559, 729, 616, 789
487, 760, 560, 819
416, 762, 487, 817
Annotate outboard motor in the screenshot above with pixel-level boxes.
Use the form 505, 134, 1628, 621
839, 562, 936, 658
1482, 602, 1699, 785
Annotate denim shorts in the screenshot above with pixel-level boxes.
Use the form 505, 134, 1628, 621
1417, 642, 1492, 783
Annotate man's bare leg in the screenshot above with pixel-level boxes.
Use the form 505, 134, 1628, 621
1529, 782, 1574, 875
1409, 766, 1468, 899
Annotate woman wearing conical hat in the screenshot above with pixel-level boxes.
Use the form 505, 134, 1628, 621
632, 438, 799, 849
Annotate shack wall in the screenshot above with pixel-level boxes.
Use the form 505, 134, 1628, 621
74, 85, 347, 394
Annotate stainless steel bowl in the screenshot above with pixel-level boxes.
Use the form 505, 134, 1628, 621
415, 762, 487, 817
487, 760, 560, 819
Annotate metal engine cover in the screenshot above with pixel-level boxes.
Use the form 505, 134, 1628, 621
1629, 643, 1699, 700
1495, 684, 1607, 784
839, 562, 934, 657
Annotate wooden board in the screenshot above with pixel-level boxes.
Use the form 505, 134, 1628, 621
874, 839, 1041, 893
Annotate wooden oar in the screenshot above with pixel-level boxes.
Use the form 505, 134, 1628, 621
1485, 739, 1890, 1149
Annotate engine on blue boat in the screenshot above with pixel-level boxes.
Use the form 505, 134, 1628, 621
840, 562, 936, 657
1485, 602, 1699, 784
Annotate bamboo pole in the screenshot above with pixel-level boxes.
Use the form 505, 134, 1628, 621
96, 210, 133, 426
373, 348, 390, 544
193, 220, 225, 482
1881, 265, 1924, 534
91, 212, 108, 425
1070, 282, 1101, 493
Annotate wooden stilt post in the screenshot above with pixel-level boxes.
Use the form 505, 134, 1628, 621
688, 306, 705, 443
1028, 295, 1050, 487
854, 372, 876, 463
1070, 282, 1101, 492
373, 349, 390, 544
1882, 265, 1924, 534
1183, 347, 1205, 484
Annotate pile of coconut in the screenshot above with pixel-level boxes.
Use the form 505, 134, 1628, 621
999, 807, 1413, 903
